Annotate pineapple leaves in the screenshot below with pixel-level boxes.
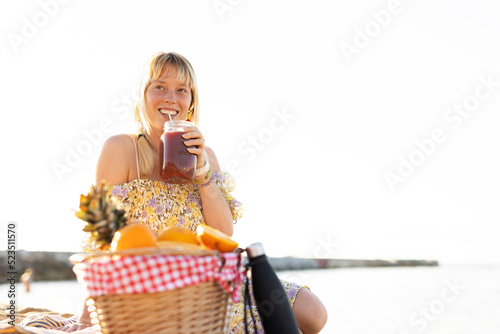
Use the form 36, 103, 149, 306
75, 182, 129, 250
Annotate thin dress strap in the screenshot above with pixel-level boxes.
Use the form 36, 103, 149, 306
127, 135, 141, 180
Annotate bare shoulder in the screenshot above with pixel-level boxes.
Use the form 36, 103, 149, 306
96, 134, 137, 185
205, 146, 221, 173
104, 134, 136, 148
99, 134, 137, 161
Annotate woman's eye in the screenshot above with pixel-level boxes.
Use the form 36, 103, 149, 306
178, 88, 187, 93
155, 85, 164, 90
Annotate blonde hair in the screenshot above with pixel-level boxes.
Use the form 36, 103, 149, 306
134, 52, 200, 177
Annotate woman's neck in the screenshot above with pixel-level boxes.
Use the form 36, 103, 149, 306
145, 131, 162, 153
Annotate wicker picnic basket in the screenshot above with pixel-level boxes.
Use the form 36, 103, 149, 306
71, 244, 243, 334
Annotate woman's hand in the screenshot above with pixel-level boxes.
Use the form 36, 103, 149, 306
182, 125, 208, 170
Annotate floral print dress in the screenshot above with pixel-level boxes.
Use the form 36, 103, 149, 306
85, 172, 305, 333
109, 172, 243, 232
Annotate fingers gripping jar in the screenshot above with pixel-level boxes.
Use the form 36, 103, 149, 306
159, 120, 197, 184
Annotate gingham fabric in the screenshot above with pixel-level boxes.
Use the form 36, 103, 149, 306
73, 252, 244, 302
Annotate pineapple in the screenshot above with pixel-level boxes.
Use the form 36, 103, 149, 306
75, 182, 128, 251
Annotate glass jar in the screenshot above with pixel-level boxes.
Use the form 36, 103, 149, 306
159, 120, 197, 184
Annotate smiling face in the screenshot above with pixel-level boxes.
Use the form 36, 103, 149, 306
135, 52, 199, 137
144, 64, 193, 134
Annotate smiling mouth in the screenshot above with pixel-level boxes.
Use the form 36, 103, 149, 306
159, 108, 178, 117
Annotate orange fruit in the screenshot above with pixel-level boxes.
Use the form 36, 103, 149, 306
110, 223, 157, 251
157, 226, 199, 245
196, 224, 238, 252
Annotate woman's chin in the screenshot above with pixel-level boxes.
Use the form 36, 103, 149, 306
159, 113, 188, 122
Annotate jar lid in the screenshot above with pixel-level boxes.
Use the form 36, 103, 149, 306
163, 120, 193, 132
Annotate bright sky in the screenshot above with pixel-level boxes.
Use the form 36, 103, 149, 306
1, 0, 499, 265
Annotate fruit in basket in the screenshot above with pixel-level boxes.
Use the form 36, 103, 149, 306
110, 223, 157, 251
196, 224, 238, 252
157, 226, 199, 245
75, 182, 129, 250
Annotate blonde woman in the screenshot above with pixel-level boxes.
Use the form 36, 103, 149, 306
95, 52, 235, 237
23, 52, 327, 333
99, 52, 326, 334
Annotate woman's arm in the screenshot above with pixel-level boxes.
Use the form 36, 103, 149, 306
183, 127, 235, 236
95, 135, 136, 185
196, 147, 234, 236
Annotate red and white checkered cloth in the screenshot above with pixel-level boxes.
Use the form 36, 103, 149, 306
73, 252, 244, 302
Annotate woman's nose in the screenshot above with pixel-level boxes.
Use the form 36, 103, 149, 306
163, 91, 175, 103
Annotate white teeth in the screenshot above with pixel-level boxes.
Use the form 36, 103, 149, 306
159, 109, 178, 116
